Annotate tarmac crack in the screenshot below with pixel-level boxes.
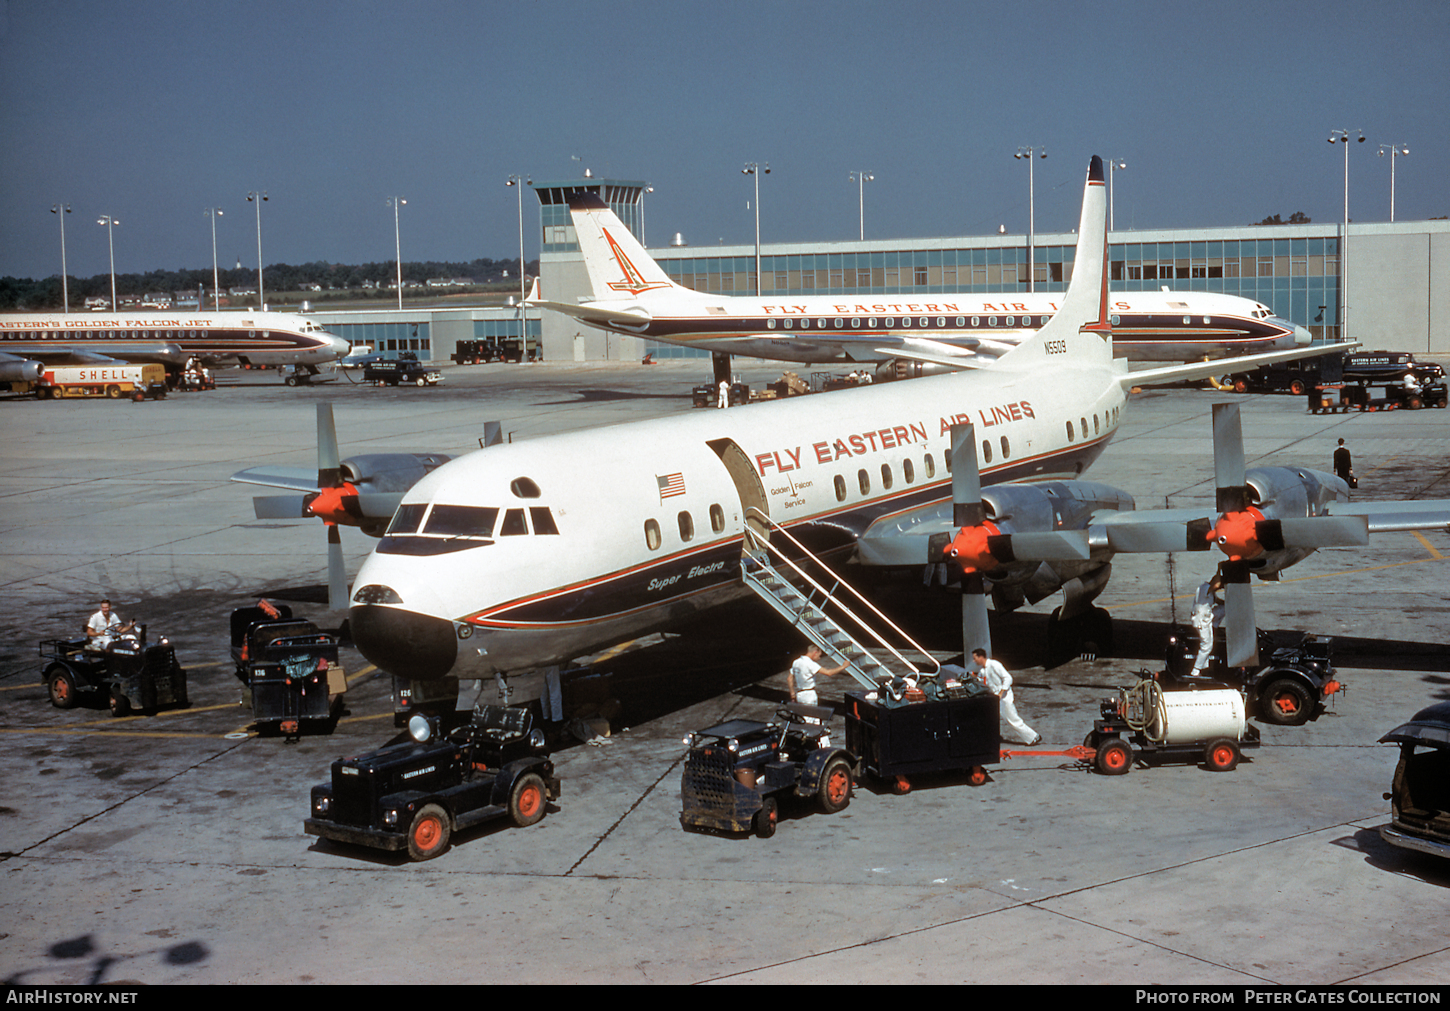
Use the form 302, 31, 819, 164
0, 739, 249, 863
561, 693, 754, 878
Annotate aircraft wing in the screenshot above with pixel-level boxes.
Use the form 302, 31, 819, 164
1120, 341, 1358, 390
528, 299, 652, 328
1327, 500, 1450, 533
856, 501, 1090, 566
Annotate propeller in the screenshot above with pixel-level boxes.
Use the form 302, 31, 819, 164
1100, 403, 1368, 666
940, 423, 1091, 659
310, 404, 352, 611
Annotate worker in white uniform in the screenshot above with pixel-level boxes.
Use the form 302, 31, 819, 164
85, 599, 134, 652
788, 646, 848, 706
1190, 572, 1226, 676
970, 647, 1041, 745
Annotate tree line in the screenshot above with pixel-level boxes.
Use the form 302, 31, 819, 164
0, 256, 539, 311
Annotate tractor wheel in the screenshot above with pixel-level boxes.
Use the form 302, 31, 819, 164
1405, 396, 1422, 410
1289, 380, 1306, 396
753, 796, 778, 838
817, 756, 853, 814
1232, 378, 1249, 394
407, 804, 452, 861
109, 689, 131, 717
508, 772, 547, 827
1204, 738, 1241, 772
1259, 678, 1313, 726
47, 667, 78, 709
1095, 738, 1132, 776
284, 376, 298, 387
891, 775, 911, 796
967, 766, 988, 787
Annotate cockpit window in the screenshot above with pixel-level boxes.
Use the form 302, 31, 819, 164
530, 507, 559, 535
423, 505, 498, 538
510, 477, 542, 498
500, 509, 527, 536
387, 503, 427, 535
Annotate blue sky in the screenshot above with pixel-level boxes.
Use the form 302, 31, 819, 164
2, 0, 1446, 281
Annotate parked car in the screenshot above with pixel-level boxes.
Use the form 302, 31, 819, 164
1379, 701, 1450, 860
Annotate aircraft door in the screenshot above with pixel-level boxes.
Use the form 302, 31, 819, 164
707, 438, 769, 544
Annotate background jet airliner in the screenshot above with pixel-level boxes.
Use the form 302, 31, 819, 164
341, 156, 1441, 702
0, 311, 348, 381
530, 192, 1310, 369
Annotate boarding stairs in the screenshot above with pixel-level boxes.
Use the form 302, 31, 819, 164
740, 507, 939, 691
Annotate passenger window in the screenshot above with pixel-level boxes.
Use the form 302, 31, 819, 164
1094, 415, 1100, 435
678, 511, 694, 542
710, 504, 725, 533
1000, 436, 1010, 459
529, 508, 559, 535
644, 519, 661, 551
880, 464, 893, 490
834, 475, 847, 502
1081, 418, 1088, 438
981, 440, 993, 464
924, 454, 936, 479
1067, 421, 1075, 441
903, 458, 915, 483
500, 509, 527, 536
858, 469, 870, 495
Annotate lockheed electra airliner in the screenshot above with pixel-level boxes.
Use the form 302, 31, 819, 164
530, 192, 1310, 369
0, 311, 349, 381
343, 156, 1445, 691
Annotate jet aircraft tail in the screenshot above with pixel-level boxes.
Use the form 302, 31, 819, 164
565, 191, 687, 301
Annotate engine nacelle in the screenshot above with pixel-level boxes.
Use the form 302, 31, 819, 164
340, 454, 453, 494
0, 357, 44, 383
1237, 466, 1349, 576
980, 480, 1135, 535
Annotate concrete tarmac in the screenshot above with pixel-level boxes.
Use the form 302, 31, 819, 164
1, 361, 1447, 986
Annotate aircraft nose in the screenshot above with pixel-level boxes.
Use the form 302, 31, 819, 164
351, 604, 458, 680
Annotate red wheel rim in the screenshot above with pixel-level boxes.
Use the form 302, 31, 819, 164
517, 784, 542, 820
413, 814, 443, 850
53, 678, 70, 703
1104, 746, 1128, 770
1274, 693, 1300, 715
1213, 746, 1234, 767
826, 768, 850, 805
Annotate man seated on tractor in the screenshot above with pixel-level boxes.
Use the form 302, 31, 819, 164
85, 599, 135, 652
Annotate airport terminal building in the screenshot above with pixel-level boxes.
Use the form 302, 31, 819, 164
315, 177, 1450, 364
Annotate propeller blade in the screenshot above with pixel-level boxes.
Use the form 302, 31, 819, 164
1222, 566, 1258, 666
252, 494, 311, 520
961, 571, 992, 658
1100, 519, 1213, 553
949, 424, 983, 527
987, 530, 1091, 562
355, 492, 406, 521
1258, 515, 1369, 550
317, 403, 342, 489
327, 525, 348, 611
1212, 403, 1249, 512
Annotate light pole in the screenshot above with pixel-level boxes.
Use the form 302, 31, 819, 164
743, 162, 769, 296
97, 215, 120, 311
1328, 129, 1364, 339
505, 175, 531, 307
51, 203, 71, 312
1377, 143, 1409, 222
247, 190, 267, 308
387, 197, 407, 310
849, 171, 874, 241
1014, 146, 1045, 292
1108, 159, 1127, 232
204, 208, 223, 310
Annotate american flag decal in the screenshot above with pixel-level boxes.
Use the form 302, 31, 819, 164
657, 473, 686, 500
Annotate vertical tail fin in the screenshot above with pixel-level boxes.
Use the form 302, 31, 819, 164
566, 192, 681, 299
999, 155, 1111, 366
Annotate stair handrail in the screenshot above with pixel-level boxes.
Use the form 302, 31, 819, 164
743, 507, 939, 677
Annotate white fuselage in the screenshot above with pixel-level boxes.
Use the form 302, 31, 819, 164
570, 288, 1306, 364
0, 311, 349, 368
348, 351, 1126, 681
